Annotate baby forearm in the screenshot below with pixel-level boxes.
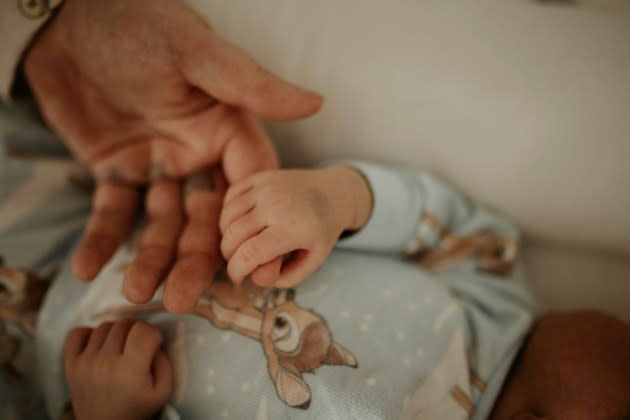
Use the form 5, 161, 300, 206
321, 166, 373, 232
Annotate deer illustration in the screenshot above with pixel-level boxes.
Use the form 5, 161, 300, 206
401, 329, 487, 420
0, 255, 53, 382
96, 273, 358, 409
0, 319, 22, 383
406, 212, 518, 276
0, 256, 51, 334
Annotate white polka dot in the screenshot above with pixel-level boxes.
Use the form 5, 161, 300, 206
402, 359, 410, 366
359, 323, 369, 332
363, 313, 373, 321
222, 409, 229, 418
408, 303, 417, 312
208, 368, 215, 377
222, 332, 232, 342
383, 289, 393, 298
319, 283, 329, 292
241, 382, 250, 392
207, 385, 216, 396
424, 296, 433, 304
342, 310, 351, 319
398, 331, 406, 341
416, 347, 424, 358
366, 377, 377, 386
196, 335, 205, 345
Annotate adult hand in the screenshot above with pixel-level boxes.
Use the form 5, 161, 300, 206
24, 0, 322, 312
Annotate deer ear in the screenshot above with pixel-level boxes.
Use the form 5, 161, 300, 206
324, 342, 358, 368
274, 362, 312, 409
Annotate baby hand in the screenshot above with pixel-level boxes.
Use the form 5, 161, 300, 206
219, 166, 371, 288
64, 320, 173, 420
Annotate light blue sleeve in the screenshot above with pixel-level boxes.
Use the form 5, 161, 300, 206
334, 160, 517, 254
0, 154, 90, 275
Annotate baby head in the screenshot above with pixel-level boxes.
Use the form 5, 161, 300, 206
491, 311, 630, 420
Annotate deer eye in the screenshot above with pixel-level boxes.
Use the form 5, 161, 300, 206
271, 312, 301, 354
275, 316, 287, 328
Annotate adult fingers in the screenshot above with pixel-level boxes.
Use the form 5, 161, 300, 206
163, 168, 226, 313
163, 253, 217, 314
221, 115, 279, 186
124, 181, 183, 303
182, 31, 322, 121
227, 227, 301, 284
72, 182, 139, 281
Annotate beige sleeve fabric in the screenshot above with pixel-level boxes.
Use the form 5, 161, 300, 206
0, 0, 63, 102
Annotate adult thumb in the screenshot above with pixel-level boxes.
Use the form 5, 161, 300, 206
182, 32, 323, 121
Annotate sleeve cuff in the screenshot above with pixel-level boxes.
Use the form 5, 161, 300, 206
0, 0, 63, 102
329, 160, 425, 254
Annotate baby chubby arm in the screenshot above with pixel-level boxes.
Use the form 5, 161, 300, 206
219, 166, 372, 288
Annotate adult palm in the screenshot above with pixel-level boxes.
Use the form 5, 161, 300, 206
24, 0, 321, 312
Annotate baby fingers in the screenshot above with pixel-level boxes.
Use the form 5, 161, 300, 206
221, 209, 266, 260
227, 228, 299, 284
219, 190, 256, 234
250, 257, 283, 287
